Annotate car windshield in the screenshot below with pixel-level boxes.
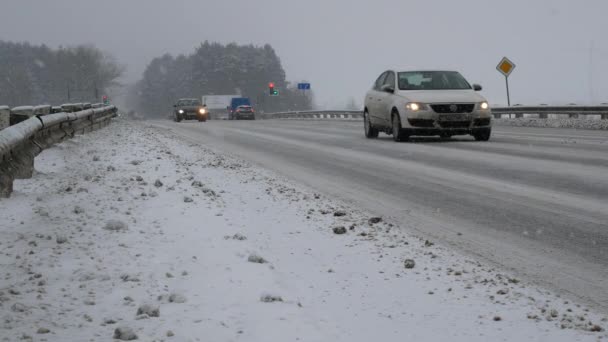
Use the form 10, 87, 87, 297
178, 99, 201, 106
397, 71, 472, 90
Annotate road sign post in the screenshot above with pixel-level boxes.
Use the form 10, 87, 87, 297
496, 57, 515, 107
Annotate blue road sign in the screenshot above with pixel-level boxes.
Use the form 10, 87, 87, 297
297, 83, 311, 90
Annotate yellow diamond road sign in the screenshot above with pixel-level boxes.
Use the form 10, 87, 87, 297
497, 57, 515, 77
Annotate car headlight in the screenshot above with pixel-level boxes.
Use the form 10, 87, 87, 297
406, 102, 428, 111
178, 109, 184, 114
199, 108, 206, 114
480, 102, 489, 110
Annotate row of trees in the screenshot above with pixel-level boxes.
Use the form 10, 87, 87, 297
0, 41, 123, 107
129, 42, 313, 117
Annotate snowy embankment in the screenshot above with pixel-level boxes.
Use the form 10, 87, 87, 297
0, 120, 606, 341
495, 118, 608, 130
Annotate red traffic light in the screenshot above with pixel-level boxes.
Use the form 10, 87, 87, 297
268, 82, 274, 88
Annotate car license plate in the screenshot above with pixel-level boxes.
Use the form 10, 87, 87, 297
439, 114, 470, 121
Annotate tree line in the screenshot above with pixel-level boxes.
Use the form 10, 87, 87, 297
129, 42, 313, 117
0, 40, 124, 107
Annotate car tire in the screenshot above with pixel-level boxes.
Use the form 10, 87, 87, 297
364, 111, 379, 138
392, 112, 408, 142
176, 115, 182, 122
473, 128, 491, 141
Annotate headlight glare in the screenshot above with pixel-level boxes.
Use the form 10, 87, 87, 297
406, 102, 426, 111
199, 108, 206, 114
480, 102, 489, 110
178, 109, 184, 114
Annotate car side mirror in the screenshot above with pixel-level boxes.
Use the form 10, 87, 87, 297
381, 84, 395, 93
473, 84, 482, 91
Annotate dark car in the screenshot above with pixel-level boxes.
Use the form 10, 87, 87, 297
228, 97, 255, 120
173, 98, 208, 122
230, 105, 255, 120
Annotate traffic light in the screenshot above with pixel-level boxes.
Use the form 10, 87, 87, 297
102, 95, 109, 105
268, 82, 279, 96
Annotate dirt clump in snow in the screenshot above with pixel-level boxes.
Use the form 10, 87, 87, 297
225, 233, 247, 240
114, 326, 138, 340
103, 220, 128, 232
36, 327, 50, 334
368, 217, 382, 225
260, 294, 283, 303
136, 304, 159, 317
332, 226, 347, 235
333, 210, 347, 217
248, 254, 267, 264
56, 234, 68, 244
169, 293, 187, 303
403, 259, 416, 269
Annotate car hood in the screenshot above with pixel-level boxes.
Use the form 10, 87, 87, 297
177, 106, 202, 110
395, 90, 486, 103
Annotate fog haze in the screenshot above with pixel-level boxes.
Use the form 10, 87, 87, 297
1, 0, 607, 108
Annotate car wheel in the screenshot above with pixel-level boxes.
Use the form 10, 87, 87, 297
392, 112, 408, 142
473, 128, 491, 141
364, 111, 379, 138
176, 116, 182, 122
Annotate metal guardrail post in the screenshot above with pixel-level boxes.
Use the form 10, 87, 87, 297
12, 150, 36, 179
0, 164, 13, 198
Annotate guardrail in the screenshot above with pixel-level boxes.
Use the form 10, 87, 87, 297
262, 106, 608, 120
0, 105, 117, 198
491, 105, 608, 119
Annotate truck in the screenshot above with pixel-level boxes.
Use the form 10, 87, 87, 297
201, 94, 240, 120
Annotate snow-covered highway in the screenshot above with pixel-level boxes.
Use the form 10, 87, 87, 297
1, 119, 607, 341
151, 119, 608, 314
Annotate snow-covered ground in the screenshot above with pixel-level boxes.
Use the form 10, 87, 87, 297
0, 119, 606, 341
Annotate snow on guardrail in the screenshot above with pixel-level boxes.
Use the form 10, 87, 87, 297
0, 105, 117, 198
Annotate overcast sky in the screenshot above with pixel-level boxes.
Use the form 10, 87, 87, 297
1, 0, 607, 108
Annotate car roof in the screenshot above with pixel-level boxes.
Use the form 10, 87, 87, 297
394, 69, 460, 73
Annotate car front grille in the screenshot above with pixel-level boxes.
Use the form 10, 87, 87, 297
431, 104, 475, 114
407, 119, 435, 128
438, 121, 471, 128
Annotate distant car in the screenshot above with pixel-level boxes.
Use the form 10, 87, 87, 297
231, 105, 255, 120
228, 97, 254, 120
173, 98, 208, 122
364, 70, 492, 141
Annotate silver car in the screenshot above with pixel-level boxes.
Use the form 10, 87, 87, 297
364, 70, 492, 141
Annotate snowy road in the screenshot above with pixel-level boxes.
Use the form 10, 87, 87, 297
151, 119, 608, 312
2, 120, 607, 341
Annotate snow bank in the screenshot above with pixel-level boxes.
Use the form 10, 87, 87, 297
0, 119, 605, 341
